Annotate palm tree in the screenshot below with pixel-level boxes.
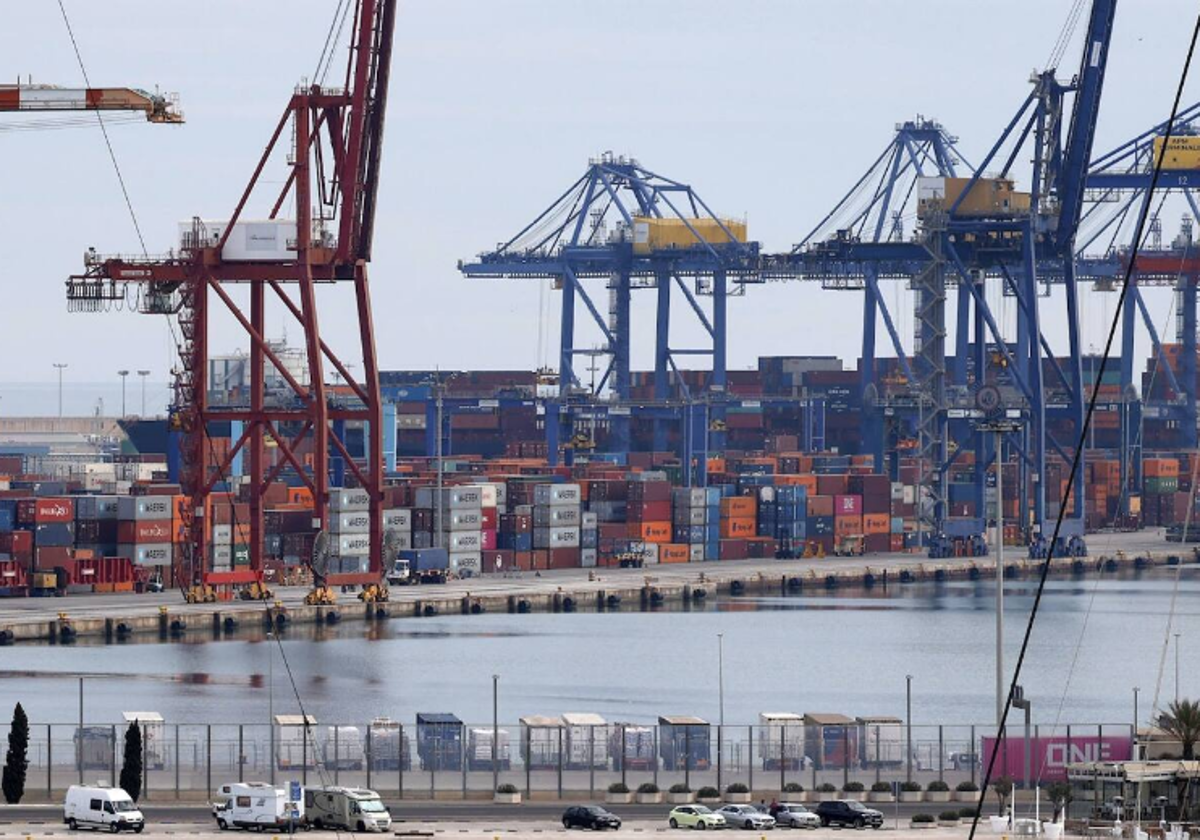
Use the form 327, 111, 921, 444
1159, 699, 1200, 760
1158, 699, 1200, 819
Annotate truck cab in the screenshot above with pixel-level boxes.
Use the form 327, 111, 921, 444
304, 786, 392, 833
386, 559, 411, 586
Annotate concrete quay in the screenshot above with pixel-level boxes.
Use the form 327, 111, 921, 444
0, 530, 1187, 645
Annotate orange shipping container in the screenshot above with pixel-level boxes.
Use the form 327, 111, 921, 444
659, 544, 690, 564
629, 521, 672, 543
720, 517, 756, 538
1145, 458, 1180, 478
720, 497, 756, 518
863, 513, 890, 535
289, 487, 315, 506
835, 515, 863, 536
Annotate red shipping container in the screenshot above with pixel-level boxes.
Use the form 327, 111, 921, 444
481, 508, 498, 531
817, 475, 849, 496
627, 500, 670, 522
548, 547, 580, 569
481, 529, 497, 551
627, 481, 671, 502
117, 519, 174, 544
17, 497, 74, 524
807, 495, 835, 517
833, 494, 863, 516
864, 534, 891, 553
0, 530, 33, 559
480, 550, 512, 574
34, 545, 73, 570
719, 539, 749, 560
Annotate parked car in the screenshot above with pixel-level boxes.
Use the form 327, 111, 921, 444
562, 805, 622, 830
669, 805, 727, 830
814, 800, 883, 829
718, 804, 775, 830
772, 803, 820, 829
63, 785, 145, 834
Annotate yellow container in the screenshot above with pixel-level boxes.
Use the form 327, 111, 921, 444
632, 216, 747, 254
1153, 135, 1200, 170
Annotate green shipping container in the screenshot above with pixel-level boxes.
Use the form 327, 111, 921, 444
233, 544, 250, 565
1144, 477, 1179, 495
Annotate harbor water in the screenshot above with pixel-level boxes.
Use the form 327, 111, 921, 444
2, 565, 1197, 727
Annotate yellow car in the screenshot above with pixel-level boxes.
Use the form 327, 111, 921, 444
669, 805, 727, 830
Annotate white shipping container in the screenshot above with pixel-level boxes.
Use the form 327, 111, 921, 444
443, 510, 483, 531
449, 551, 481, 575
688, 544, 706, 562
274, 715, 318, 770
467, 728, 511, 764
330, 488, 371, 512
330, 511, 370, 534
534, 483, 581, 506
120, 543, 172, 566
580, 548, 597, 567
122, 712, 166, 770
383, 508, 412, 530
211, 525, 233, 545
397, 414, 426, 430
533, 506, 581, 526
336, 533, 371, 556
674, 506, 708, 526
209, 544, 232, 566
117, 496, 173, 521
493, 483, 507, 506
76, 495, 120, 520
581, 511, 598, 528
562, 713, 609, 769
673, 487, 708, 508
627, 542, 659, 564
387, 530, 413, 551
858, 717, 905, 765
520, 716, 563, 769
534, 526, 580, 548
415, 486, 483, 510
446, 531, 482, 552
478, 484, 498, 508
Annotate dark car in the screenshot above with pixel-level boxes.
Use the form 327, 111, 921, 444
814, 800, 884, 829
563, 805, 622, 830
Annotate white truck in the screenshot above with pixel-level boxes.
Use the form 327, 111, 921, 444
304, 786, 392, 833
759, 712, 806, 771
213, 782, 304, 832
63, 785, 145, 833
562, 713, 609, 769
122, 712, 166, 771
323, 725, 365, 771
857, 716, 905, 767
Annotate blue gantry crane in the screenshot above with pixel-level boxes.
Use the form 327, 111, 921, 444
459, 152, 761, 458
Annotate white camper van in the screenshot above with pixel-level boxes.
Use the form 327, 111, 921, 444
63, 785, 145, 833
212, 782, 304, 831
304, 786, 392, 832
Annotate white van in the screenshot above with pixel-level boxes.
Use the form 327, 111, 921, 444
304, 786, 391, 832
63, 785, 145, 833
213, 782, 304, 831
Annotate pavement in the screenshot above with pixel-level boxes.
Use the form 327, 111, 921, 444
0, 528, 1178, 630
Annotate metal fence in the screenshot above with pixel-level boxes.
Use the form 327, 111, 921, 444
10, 721, 1133, 801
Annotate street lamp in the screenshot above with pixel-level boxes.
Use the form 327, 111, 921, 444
492, 674, 500, 794
53, 363, 68, 418
118, 370, 129, 417
717, 633, 725, 728
137, 370, 150, 416
267, 631, 275, 786
906, 675, 913, 783
1175, 633, 1182, 704
1012, 685, 1032, 792
1133, 687, 1140, 756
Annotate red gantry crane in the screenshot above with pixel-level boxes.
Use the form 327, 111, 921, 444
66, 0, 397, 603
0, 83, 181, 123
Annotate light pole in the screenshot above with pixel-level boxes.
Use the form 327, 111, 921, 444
906, 674, 913, 783
78, 677, 84, 784
118, 370, 129, 417
1012, 685, 1031, 792
268, 631, 275, 785
1133, 686, 1140, 756
492, 674, 500, 794
137, 370, 150, 416
54, 363, 68, 418
717, 633, 725, 728
1174, 633, 1182, 704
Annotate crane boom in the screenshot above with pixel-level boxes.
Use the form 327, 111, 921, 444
0, 84, 181, 123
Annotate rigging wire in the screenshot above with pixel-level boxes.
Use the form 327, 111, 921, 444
969, 11, 1200, 838
55, 0, 148, 257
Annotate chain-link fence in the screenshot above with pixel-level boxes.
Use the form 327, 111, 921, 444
7, 720, 1133, 801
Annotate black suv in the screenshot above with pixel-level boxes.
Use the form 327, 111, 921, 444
815, 800, 884, 829
562, 805, 622, 830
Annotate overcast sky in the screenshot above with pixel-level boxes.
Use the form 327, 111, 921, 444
3, 0, 1199, 391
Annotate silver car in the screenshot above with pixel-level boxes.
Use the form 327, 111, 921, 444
773, 803, 820, 829
719, 805, 776, 830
